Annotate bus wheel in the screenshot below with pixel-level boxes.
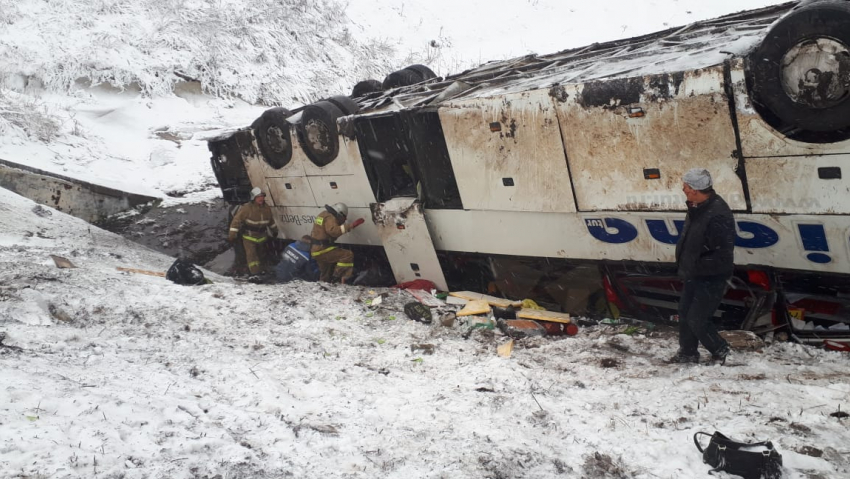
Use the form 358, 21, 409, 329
252, 107, 293, 169
297, 101, 343, 167
351, 79, 382, 98
747, 1, 850, 141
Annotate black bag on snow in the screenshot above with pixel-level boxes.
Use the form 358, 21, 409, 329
166, 259, 206, 286
403, 302, 432, 324
694, 431, 783, 479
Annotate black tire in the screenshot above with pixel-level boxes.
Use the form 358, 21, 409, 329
325, 95, 360, 115
382, 68, 423, 89
296, 101, 343, 167
404, 64, 437, 81
351, 79, 382, 98
252, 107, 293, 169
747, 0, 850, 139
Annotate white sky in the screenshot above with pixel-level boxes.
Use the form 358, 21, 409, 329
347, 0, 789, 74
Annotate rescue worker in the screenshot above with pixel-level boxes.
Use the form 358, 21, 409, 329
226, 203, 249, 276
309, 203, 365, 283
668, 168, 734, 365
228, 187, 279, 279
275, 236, 319, 283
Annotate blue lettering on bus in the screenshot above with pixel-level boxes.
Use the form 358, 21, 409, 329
586, 217, 781, 250
734, 221, 779, 249
585, 217, 837, 265
797, 223, 831, 264
584, 218, 639, 244
645, 219, 685, 245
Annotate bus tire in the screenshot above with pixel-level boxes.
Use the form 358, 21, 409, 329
325, 95, 360, 115
297, 101, 343, 167
405, 64, 437, 81
351, 79, 382, 98
252, 107, 292, 169
382, 68, 423, 89
747, 0, 850, 135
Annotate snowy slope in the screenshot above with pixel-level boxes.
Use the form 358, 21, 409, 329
2, 187, 849, 478
0, 0, 397, 199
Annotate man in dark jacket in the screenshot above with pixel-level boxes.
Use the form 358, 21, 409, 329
670, 168, 734, 364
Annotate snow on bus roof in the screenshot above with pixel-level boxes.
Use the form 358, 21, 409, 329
357, 1, 794, 112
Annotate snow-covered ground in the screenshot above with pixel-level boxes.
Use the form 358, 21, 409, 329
4, 1, 850, 478
3, 180, 850, 479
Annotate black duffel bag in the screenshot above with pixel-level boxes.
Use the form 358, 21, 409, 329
166, 259, 206, 286
403, 302, 432, 324
694, 431, 783, 479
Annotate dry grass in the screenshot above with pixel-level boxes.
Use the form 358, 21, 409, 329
0, 90, 62, 142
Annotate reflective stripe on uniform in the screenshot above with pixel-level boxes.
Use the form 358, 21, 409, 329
229, 228, 239, 232
248, 261, 260, 268
336, 262, 353, 267
245, 218, 270, 226
242, 235, 268, 243
311, 246, 336, 257
315, 216, 324, 226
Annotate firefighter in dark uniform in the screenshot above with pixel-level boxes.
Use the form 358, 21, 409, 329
228, 187, 278, 278
309, 203, 364, 283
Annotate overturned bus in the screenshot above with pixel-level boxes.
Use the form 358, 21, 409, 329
209, 1, 850, 345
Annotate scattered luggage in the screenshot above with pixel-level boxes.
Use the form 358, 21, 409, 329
166, 259, 206, 286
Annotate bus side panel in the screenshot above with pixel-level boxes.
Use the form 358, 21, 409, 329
555, 66, 746, 212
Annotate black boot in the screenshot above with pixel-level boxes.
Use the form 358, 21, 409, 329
711, 344, 731, 365
666, 351, 700, 364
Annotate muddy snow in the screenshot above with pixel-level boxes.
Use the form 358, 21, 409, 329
2, 188, 849, 479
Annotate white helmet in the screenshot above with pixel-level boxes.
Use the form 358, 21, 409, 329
250, 187, 265, 200
328, 202, 348, 218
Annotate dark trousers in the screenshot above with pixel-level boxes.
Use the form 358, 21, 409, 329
678, 277, 729, 356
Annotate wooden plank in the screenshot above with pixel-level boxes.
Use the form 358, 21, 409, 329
117, 267, 166, 277
449, 291, 521, 308
457, 299, 492, 317
516, 309, 571, 324
718, 330, 764, 351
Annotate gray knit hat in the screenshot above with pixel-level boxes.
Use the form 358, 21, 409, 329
682, 168, 712, 190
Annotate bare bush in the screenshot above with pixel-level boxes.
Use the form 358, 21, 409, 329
581, 452, 632, 479
0, 90, 62, 142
